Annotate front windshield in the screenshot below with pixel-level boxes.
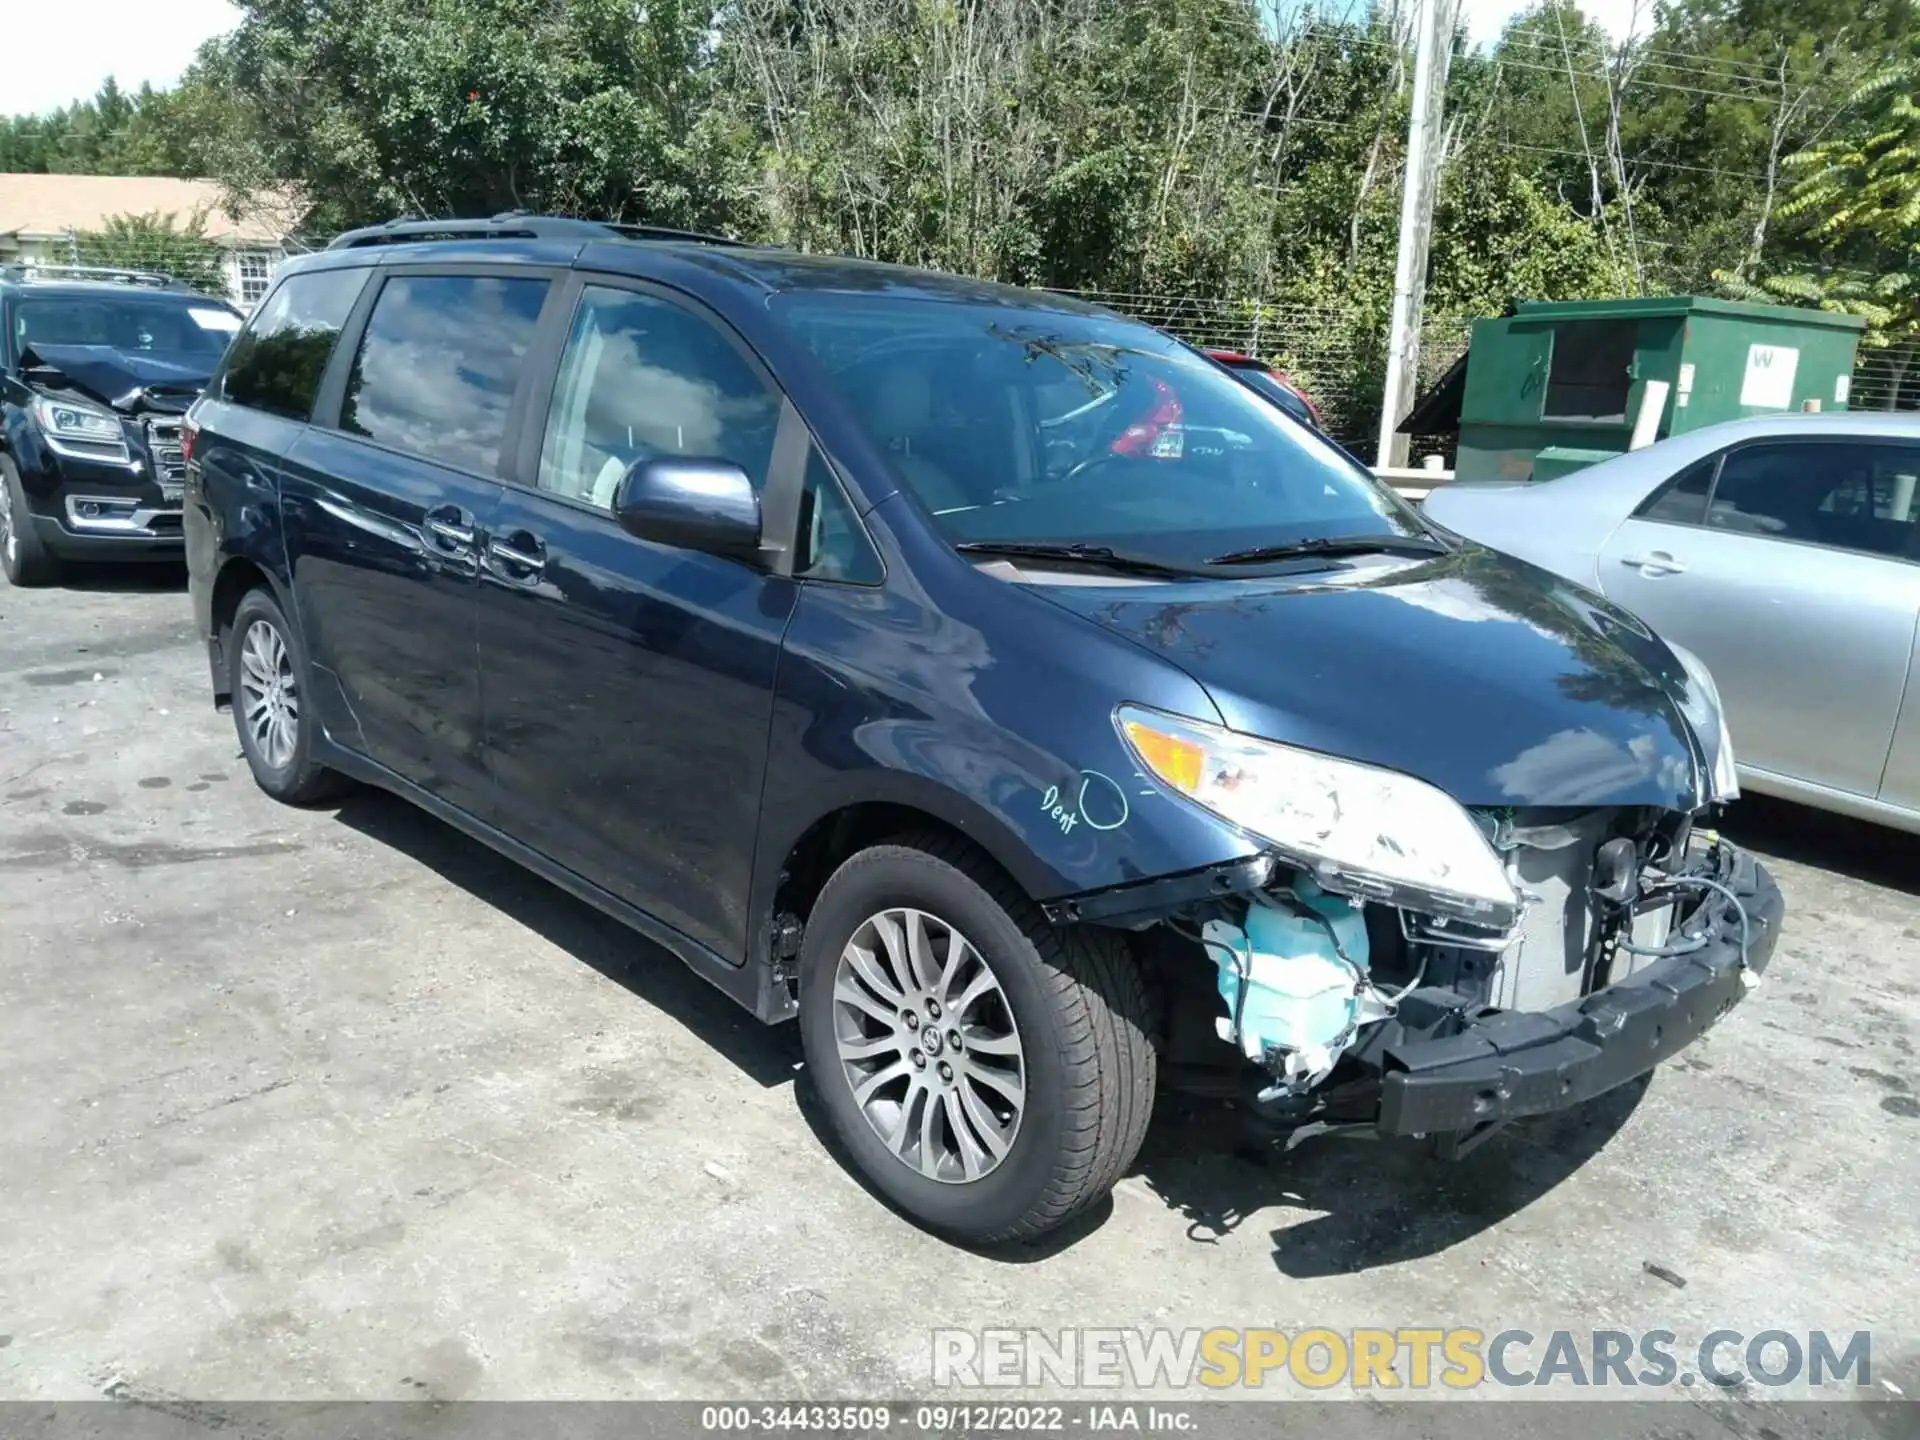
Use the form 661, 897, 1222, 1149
15, 297, 241, 357
773, 293, 1422, 567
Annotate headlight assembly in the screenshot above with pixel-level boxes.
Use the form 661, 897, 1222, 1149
1664, 641, 1740, 804
31, 394, 130, 462
1116, 704, 1521, 930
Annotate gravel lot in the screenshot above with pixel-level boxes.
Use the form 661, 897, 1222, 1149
1, 564, 1915, 1418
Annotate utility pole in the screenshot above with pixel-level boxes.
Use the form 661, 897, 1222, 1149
1374, 0, 1457, 471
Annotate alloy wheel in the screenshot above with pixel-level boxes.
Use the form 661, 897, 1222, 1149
0, 476, 16, 568
239, 619, 299, 770
831, 907, 1026, 1184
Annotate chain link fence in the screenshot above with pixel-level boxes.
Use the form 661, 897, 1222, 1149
1852, 344, 1920, 413
1058, 287, 1471, 453
10, 233, 1913, 435
1069, 289, 1920, 452
0, 229, 289, 310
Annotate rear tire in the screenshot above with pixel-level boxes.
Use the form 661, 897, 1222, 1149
0, 456, 61, 588
798, 833, 1156, 1244
228, 587, 348, 805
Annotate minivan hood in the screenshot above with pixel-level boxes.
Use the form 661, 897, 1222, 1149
1035, 547, 1705, 810
21, 343, 212, 414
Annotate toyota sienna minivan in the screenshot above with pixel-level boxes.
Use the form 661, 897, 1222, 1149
184, 215, 1781, 1244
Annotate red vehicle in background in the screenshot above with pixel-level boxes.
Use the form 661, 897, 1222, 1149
1203, 348, 1325, 432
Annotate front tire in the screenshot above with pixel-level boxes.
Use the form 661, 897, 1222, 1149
228, 587, 347, 805
0, 456, 61, 588
799, 834, 1156, 1244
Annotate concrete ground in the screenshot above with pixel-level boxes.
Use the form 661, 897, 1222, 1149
0, 564, 1915, 1418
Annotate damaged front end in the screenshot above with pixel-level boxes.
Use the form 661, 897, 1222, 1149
16, 343, 202, 542
1044, 706, 1782, 1154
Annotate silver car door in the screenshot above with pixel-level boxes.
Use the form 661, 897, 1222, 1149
1878, 633, 1920, 822
1595, 436, 1920, 798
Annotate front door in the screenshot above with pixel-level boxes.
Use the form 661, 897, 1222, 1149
1598, 436, 1920, 797
281, 268, 553, 814
474, 281, 801, 963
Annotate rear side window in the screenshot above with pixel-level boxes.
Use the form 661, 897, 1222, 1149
1635, 454, 1717, 524
220, 268, 365, 421
341, 274, 549, 474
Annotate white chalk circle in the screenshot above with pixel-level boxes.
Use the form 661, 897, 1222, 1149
1077, 770, 1130, 831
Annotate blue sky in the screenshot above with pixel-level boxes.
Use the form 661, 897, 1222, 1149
13, 0, 241, 119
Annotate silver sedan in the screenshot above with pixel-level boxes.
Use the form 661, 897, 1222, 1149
1423, 411, 1920, 834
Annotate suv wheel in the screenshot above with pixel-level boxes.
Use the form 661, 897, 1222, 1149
229, 587, 347, 805
0, 456, 61, 587
799, 835, 1156, 1244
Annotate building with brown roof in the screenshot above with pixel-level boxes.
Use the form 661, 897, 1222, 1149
0, 173, 306, 307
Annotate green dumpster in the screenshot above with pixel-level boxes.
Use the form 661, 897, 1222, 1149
1431, 297, 1865, 483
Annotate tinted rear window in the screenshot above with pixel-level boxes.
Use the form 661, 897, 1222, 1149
340, 274, 549, 474
221, 268, 366, 421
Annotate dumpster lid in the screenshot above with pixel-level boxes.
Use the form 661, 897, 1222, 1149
1397, 351, 1468, 435
1508, 295, 1866, 330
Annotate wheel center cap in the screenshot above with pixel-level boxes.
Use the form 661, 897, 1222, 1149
921, 1028, 944, 1058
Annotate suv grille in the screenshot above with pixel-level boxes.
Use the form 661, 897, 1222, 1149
146, 417, 186, 495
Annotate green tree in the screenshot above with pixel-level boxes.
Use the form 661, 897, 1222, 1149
71, 211, 227, 293
174, 0, 750, 234
1733, 46, 1920, 351
0, 79, 196, 176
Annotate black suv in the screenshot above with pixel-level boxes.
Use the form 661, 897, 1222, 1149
185, 216, 1780, 1245
0, 265, 242, 585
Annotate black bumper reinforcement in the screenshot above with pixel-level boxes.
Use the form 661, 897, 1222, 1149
1378, 847, 1782, 1137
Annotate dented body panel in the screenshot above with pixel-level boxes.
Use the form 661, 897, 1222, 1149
749, 491, 1266, 955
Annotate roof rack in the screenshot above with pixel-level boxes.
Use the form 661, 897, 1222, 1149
326, 211, 751, 251
0, 263, 197, 291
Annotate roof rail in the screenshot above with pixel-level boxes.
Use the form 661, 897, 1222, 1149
0, 262, 197, 291
326, 211, 752, 250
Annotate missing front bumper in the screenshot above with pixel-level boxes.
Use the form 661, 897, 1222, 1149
1375, 842, 1782, 1137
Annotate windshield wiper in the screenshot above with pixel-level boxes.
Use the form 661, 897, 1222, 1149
955, 540, 1198, 578
1205, 532, 1451, 566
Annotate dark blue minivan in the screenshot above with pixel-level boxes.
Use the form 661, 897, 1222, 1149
185, 216, 1780, 1244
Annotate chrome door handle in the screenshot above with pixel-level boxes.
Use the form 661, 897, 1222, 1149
1620, 552, 1686, 576
426, 517, 477, 549
485, 536, 545, 578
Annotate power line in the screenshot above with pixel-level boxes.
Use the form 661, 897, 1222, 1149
1489, 29, 1799, 86
1196, 102, 1779, 183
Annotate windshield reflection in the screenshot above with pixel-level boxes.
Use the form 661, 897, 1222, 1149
774, 293, 1424, 571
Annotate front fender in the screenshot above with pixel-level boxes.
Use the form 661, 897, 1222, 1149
753, 571, 1263, 944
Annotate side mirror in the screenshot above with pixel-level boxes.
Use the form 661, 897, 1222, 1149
612, 457, 762, 564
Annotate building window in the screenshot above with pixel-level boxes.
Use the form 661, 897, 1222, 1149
235, 251, 276, 306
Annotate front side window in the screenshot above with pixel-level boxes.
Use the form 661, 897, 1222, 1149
771, 294, 1418, 569
537, 285, 782, 508
797, 448, 882, 583
219, 267, 364, 421
341, 274, 549, 474
1709, 441, 1920, 559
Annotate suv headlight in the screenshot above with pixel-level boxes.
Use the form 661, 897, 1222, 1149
1664, 641, 1739, 803
1117, 704, 1520, 929
31, 394, 130, 462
